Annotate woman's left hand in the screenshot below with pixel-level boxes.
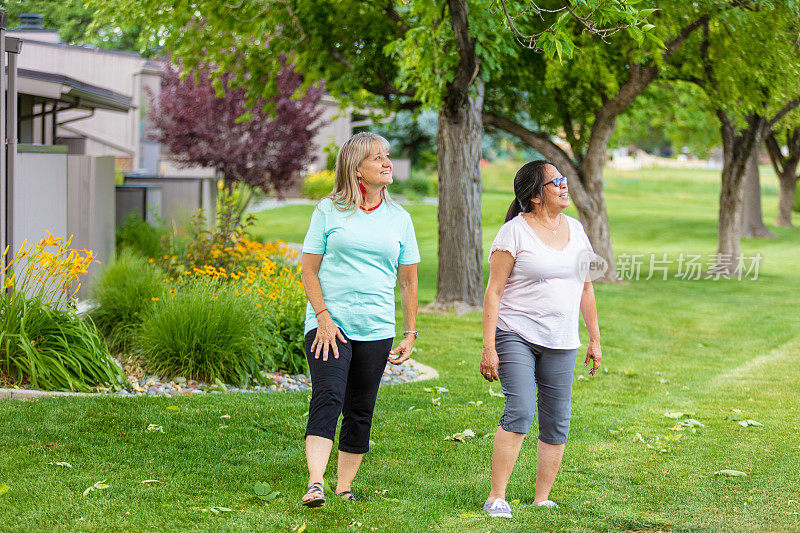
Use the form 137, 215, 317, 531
584, 338, 602, 376
388, 336, 414, 365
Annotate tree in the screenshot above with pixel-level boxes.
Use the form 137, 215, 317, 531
740, 149, 775, 238
611, 82, 719, 157
149, 58, 325, 219
4, 0, 153, 55
87, 0, 649, 307
765, 125, 800, 227
484, 1, 713, 280
672, 5, 800, 273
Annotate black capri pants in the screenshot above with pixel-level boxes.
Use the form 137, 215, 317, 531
304, 329, 393, 454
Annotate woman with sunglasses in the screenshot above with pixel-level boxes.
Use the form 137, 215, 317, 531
299, 132, 420, 507
480, 160, 602, 518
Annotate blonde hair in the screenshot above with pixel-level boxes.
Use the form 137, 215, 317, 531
330, 132, 392, 211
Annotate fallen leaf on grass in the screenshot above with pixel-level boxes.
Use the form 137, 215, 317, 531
468, 400, 483, 406
220, 414, 230, 419
511, 499, 520, 504
166, 405, 180, 412
141, 480, 161, 484
201, 506, 233, 514
714, 470, 748, 477
577, 375, 587, 381
664, 412, 684, 419
633, 433, 646, 444
293, 524, 306, 533
444, 429, 476, 442
254, 482, 280, 501
738, 420, 763, 427
488, 387, 503, 397
725, 413, 743, 422
459, 513, 477, 518
374, 489, 400, 502
48, 462, 72, 468
146, 424, 164, 433
434, 387, 449, 393
0, 484, 9, 496
82, 480, 110, 496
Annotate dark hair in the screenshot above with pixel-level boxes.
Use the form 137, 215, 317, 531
504, 160, 556, 222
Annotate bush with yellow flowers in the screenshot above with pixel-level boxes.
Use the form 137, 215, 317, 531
302, 169, 334, 200
0, 233, 125, 391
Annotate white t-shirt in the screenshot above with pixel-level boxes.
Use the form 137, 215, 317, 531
489, 213, 593, 349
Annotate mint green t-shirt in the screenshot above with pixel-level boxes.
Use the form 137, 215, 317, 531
302, 197, 421, 341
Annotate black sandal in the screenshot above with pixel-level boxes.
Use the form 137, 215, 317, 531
336, 490, 357, 502
302, 482, 325, 507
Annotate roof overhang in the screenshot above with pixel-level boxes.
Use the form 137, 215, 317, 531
16, 68, 133, 112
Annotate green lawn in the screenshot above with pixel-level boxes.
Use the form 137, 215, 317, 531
1, 164, 799, 532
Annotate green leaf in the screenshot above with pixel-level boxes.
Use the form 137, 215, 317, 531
82, 479, 109, 496
0, 484, 10, 496
141, 479, 161, 484
714, 470, 748, 477
167, 405, 180, 411
254, 482, 272, 496
48, 462, 73, 468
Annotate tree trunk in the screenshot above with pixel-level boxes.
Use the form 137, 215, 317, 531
713, 114, 764, 276
740, 149, 775, 238
776, 176, 797, 227
716, 156, 745, 274
435, 81, 485, 308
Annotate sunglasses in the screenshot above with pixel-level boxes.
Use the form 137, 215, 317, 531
544, 176, 568, 187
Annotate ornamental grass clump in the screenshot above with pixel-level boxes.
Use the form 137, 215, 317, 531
135, 280, 266, 386
0, 233, 125, 391
90, 249, 164, 353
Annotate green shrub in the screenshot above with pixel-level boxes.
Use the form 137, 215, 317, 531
389, 173, 437, 200
302, 170, 335, 200
0, 295, 125, 392
255, 268, 308, 375
135, 281, 265, 385
90, 249, 164, 353
116, 213, 164, 259
793, 182, 800, 213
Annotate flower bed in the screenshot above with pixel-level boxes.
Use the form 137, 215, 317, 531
91, 196, 308, 387
1, 233, 125, 392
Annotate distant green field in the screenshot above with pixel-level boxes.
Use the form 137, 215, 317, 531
1, 163, 798, 532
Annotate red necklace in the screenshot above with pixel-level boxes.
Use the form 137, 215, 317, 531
359, 182, 384, 212
360, 197, 382, 212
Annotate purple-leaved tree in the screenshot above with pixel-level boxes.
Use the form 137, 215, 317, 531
149, 57, 325, 217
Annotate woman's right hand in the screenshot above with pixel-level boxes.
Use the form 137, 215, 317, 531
480, 346, 500, 382
311, 314, 346, 361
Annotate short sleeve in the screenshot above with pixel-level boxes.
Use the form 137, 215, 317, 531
301, 202, 328, 254
489, 220, 518, 260
398, 214, 421, 265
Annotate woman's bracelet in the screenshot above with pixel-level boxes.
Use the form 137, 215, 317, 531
315, 308, 329, 318
403, 330, 418, 339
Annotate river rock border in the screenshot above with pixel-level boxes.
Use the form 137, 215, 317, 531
0, 358, 439, 400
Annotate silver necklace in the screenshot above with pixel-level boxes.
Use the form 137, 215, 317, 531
535, 214, 561, 236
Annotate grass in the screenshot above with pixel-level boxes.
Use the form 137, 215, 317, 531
1, 163, 799, 532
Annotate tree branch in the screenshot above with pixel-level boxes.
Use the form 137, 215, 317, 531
767, 98, 800, 129
446, 0, 480, 114
483, 112, 579, 176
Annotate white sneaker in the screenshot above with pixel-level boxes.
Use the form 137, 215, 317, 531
536, 499, 559, 509
484, 498, 513, 518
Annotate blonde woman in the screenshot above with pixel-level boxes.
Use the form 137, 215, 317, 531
299, 132, 420, 507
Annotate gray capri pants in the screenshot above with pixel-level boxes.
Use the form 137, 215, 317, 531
496, 328, 577, 444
